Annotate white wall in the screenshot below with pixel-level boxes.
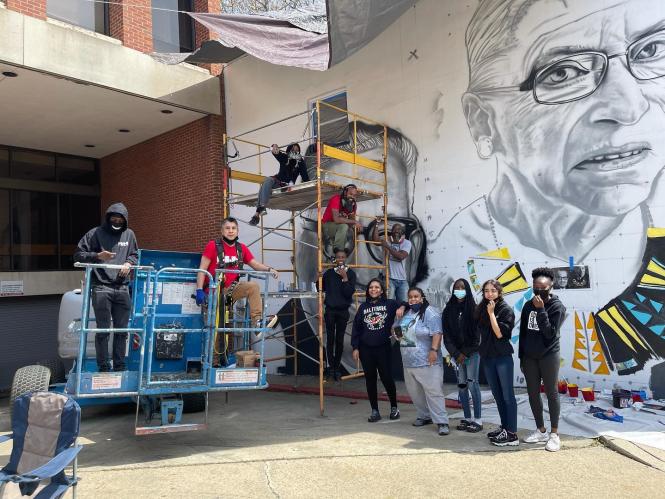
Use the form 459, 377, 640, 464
225, 0, 665, 393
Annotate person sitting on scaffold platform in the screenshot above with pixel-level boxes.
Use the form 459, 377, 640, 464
195, 217, 279, 366
249, 142, 309, 226
322, 184, 363, 257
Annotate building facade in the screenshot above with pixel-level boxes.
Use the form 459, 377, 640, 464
0, 0, 224, 389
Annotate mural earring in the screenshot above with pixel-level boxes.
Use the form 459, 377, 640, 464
477, 136, 493, 159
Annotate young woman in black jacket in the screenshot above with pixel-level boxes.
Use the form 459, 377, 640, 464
476, 279, 518, 446
442, 278, 482, 432
351, 278, 405, 422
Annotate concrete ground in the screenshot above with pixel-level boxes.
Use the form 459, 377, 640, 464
1, 376, 664, 498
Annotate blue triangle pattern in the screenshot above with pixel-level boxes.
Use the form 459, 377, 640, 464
622, 300, 636, 310
636, 292, 647, 303
630, 309, 652, 325
650, 300, 664, 313
649, 324, 665, 336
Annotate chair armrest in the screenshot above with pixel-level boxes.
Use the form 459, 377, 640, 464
0, 434, 13, 444
15, 446, 82, 483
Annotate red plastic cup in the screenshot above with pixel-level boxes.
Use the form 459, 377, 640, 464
631, 393, 642, 403
558, 380, 568, 394
540, 383, 545, 393
582, 388, 595, 402
568, 384, 579, 398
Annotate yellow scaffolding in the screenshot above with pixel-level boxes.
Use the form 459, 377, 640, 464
223, 100, 391, 415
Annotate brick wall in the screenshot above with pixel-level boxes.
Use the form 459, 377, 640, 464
5, 0, 46, 20
100, 114, 225, 252
109, 0, 153, 53
193, 0, 222, 76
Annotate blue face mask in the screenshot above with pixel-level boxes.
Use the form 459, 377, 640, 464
410, 303, 422, 312
453, 290, 467, 299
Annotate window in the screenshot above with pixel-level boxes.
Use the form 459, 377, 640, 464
310, 91, 349, 147
152, 0, 195, 53
0, 146, 100, 271
47, 0, 109, 35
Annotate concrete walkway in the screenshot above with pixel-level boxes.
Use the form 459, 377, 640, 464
1, 378, 663, 498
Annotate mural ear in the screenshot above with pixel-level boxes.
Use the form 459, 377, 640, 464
462, 92, 496, 159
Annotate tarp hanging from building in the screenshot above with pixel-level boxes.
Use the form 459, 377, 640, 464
152, 0, 417, 70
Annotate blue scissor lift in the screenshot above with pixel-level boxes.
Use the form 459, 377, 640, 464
67, 249, 270, 435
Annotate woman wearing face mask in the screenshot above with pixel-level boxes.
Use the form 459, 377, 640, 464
476, 279, 517, 447
351, 278, 406, 422
396, 287, 449, 435
519, 268, 566, 452
249, 143, 309, 226
443, 279, 482, 433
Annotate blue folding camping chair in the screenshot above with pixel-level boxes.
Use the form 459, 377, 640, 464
0, 392, 81, 498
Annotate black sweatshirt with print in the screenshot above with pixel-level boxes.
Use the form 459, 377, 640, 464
351, 298, 402, 349
519, 295, 566, 359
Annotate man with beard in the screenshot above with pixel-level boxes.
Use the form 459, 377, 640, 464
74, 202, 138, 372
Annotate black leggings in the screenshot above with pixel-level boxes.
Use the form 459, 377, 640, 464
522, 353, 560, 429
325, 308, 349, 369
359, 343, 397, 410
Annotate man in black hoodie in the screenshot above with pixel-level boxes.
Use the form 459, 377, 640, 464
519, 267, 566, 452
74, 202, 138, 372
321, 248, 356, 381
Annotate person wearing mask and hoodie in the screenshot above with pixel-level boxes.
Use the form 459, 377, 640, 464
519, 268, 566, 452
396, 287, 449, 436
74, 202, 138, 372
249, 143, 309, 226
442, 278, 482, 433
351, 278, 405, 422
476, 279, 517, 447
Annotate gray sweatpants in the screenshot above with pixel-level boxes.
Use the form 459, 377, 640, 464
404, 364, 449, 424
522, 353, 560, 429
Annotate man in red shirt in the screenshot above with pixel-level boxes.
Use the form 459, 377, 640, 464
195, 217, 278, 330
322, 184, 363, 254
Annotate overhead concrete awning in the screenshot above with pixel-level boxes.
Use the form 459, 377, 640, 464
0, 8, 222, 158
155, 0, 418, 71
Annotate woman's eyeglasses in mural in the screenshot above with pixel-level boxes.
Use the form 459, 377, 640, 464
477, 30, 665, 105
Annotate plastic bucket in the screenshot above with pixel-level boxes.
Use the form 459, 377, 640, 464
568, 384, 579, 398
582, 388, 595, 401
558, 380, 568, 394
612, 389, 631, 408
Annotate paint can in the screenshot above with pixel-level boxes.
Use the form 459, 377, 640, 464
612, 389, 631, 409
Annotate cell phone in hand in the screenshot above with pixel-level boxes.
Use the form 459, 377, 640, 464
393, 326, 403, 339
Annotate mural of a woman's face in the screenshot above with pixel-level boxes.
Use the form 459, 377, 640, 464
464, 0, 665, 217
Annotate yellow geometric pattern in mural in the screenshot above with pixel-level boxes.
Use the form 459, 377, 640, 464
571, 312, 611, 375
639, 257, 665, 289
477, 247, 511, 260
587, 313, 611, 375
596, 305, 648, 353
495, 262, 529, 295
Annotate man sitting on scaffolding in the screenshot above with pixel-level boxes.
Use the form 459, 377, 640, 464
249, 143, 309, 226
321, 184, 363, 257
195, 217, 279, 365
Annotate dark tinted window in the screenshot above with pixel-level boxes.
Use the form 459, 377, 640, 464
57, 156, 97, 185
47, 0, 109, 34
0, 148, 8, 177
59, 195, 101, 269
11, 151, 56, 182
0, 190, 9, 270
152, 0, 195, 53
12, 190, 58, 271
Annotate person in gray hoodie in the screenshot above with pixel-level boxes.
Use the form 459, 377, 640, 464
74, 202, 138, 372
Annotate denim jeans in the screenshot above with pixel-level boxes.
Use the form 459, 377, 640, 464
389, 278, 408, 303
257, 177, 279, 209
457, 352, 482, 420
482, 355, 517, 432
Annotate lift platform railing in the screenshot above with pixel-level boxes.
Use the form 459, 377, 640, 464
73, 262, 154, 397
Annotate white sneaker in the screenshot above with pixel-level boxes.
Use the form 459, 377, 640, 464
523, 429, 549, 444
545, 433, 561, 452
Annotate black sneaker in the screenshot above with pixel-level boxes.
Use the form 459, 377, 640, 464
258, 206, 267, 216
389, 407, 400, 420
490, 429, 519, 447
368, 410, 381, 423
466, 421, 484, 433
98, 364, 111, 373
249, 214, 260, 226
456, 419, 470, 431
487, 426, 503, 439
333, 368, 340, 382
113, 364, 126, 372
438, 424, 450, 436
412, 418, 433, 427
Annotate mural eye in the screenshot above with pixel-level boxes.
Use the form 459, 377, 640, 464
537, 61, 589, 87
632, 39, 665, 61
